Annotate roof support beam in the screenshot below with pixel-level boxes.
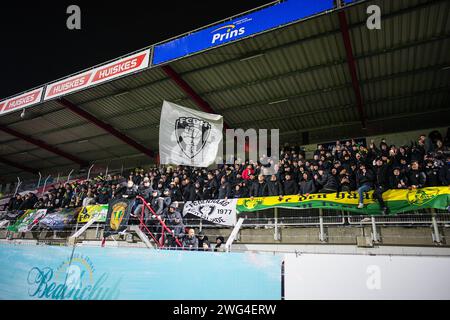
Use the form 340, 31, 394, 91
0, 155, 38, 174
0, 125, 88, 167
57, 98, 155, 158
338, 10, 366, 129
161, 65, 230, 129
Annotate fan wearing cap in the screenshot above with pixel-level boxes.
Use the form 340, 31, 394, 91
196, 231, 209, 251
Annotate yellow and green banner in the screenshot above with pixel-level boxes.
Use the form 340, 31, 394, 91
237, 187, 450, 215
77, 205, 108, 223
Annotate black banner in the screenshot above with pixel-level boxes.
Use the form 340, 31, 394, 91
103, 198, 132, 237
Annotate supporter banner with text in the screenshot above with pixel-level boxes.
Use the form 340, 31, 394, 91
7, 209, 47, 232
39, 208, 81, 231
77, 205, 108, 223
183, 199, 237, 226
237, 187, 450, 215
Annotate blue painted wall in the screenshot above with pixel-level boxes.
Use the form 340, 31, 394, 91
0, 244, 281, 300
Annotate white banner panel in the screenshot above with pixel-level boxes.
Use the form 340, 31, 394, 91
0, 88, 44, 115
183, 199, 237, 226
159, 100, 223, 167
284, 253, 450, 300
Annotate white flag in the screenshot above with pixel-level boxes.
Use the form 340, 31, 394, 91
182, 199, 237, 226
159, 100, 223, 167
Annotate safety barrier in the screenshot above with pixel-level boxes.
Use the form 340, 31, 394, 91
1, 206, 449, 247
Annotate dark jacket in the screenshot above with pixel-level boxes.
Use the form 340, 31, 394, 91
374, 164, 389, 188
439, 163, 450, 185
204, 178, 219, 199
356, 169, 374, 188
182, 235, 199, 250
424, 166, 440, 187
182, 183, 196, 201
137, 186, 153, 201
250, 181, 267, 197
299, 178, 317, 195
317, 172, 338, 191
265, 180, 283, 196
407, 169, 426, 188
283, 180, 299, 195
218, 182, 232, 199
389, 174, 409, 189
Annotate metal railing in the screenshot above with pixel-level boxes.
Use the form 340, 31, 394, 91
1, 207, 449, 246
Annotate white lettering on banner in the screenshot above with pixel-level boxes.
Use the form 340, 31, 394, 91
45, 73, 92, 99
41, 49, 150, 101
183, 199, 237, 226
211, 24, 246, 44
0, 88, 44, 115
92, 51, 148, 83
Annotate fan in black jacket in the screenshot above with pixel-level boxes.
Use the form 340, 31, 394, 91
250, 174, 267, 197
407, 160, 427, 189
299, 172, 317, 195
283, 173, 298, 195
373, 157, 390, 214
389, 167, 409, 189
264, 175, 283, 196
424, 159, 440, 187
355, 163, 374, 209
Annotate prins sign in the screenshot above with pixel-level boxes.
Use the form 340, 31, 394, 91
0, 88, 44, 116
43, 48, 150, 101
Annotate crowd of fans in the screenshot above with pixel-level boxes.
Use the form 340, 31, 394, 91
3, 131, 450, 230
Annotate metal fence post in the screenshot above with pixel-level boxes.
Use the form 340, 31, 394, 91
319, 208, 327, 242
41, 175, 51, 197
36, 172, 42, 189
87, 164, 94, 180
66, 169, 74, 183
371, 216, 380, 243
14, 177, 21, 196
431, 209, 442, 244
274, 207, 280, 241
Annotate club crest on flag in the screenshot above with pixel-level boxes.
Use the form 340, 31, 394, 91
175, 117, 211, 159
198, 204, 215, 216
159, 100, 223, 167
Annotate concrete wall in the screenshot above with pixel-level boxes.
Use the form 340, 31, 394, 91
1, 224, 448, 248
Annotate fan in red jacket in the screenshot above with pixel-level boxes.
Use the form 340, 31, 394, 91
242, 165, 254, 180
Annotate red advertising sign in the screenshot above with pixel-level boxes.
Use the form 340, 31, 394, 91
44, 72, 93, 99
92, 51, 148, 83
43, 49, 150, 101
0, 88, 44, 115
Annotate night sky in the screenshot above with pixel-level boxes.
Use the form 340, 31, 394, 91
0, 0, 274, 99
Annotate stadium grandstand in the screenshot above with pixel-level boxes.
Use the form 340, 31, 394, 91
0, 0, 450, 301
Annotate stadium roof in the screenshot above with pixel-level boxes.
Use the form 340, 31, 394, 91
0, 0, 449, 181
